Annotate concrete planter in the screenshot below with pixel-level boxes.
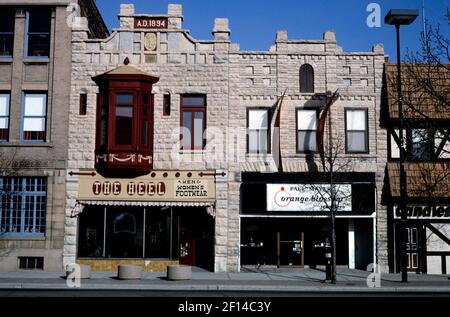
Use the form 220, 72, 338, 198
117, 264, 143, 280
167, 265, 192, 280
66, 264, 91, 279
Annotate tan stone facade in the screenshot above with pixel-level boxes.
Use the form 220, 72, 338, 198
64, 4, 388, 272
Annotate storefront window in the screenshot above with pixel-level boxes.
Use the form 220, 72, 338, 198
78, 207, 175, 259
145, 210, 170, 258
105, 208, 143, 258
78, 207, 104, 257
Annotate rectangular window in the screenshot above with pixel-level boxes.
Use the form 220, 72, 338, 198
163, 94, 171, 116
181, 95, 206, 150
0, 177, 47, 237
248, 109, 269, 154
297, 109, 318, 153
25, 8, 51, 57
0, 8, 15, 57
114, 94, 134, 146
410, 129, 432, 160
79, 93, 87, 115
345, 109, 368, 153
23, 93, 47, 142
0, 93, 10, 142
18, 257, 44, 270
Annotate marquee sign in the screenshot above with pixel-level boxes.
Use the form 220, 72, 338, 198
77, 170, 215, 202
266, 184, 352, 212
134, 17, 168, 29
394, 205, 450, 220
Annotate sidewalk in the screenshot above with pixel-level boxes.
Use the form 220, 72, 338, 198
0, 267, 449, 293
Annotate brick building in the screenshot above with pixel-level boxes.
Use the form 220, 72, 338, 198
0, 0, 107, 272
63, 3, 388, 273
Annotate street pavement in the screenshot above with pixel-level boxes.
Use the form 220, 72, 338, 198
0, 266, 449, 294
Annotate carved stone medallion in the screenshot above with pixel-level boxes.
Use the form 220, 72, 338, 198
144, 33, 157, 51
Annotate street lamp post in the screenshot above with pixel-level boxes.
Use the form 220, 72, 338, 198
385, 9, 418, 283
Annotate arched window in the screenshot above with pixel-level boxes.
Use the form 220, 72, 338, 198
300, 64, 314, 93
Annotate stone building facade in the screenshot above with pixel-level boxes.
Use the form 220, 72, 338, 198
64, 3, 387, 272
0, 0, 107, 272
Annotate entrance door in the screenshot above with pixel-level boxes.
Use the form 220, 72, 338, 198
179, 223, 195, 266
277, 232, 304, 267
406, 226, 420, 272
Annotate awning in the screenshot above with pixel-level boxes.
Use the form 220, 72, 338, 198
77, 200, 215, 207
70, 200, 216, 218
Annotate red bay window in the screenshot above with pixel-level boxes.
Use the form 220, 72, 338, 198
92, 60, 159, 176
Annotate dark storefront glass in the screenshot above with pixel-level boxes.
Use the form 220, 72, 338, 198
105, 208, 143, 258
145, 210, 170, 258
78, 207, 104, 257
78, 207, 177, 259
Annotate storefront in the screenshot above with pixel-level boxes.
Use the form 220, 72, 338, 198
72, 170, 216, 271
240, 172, 376, 269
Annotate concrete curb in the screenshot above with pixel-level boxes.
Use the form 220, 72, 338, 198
1, 282, 450, 293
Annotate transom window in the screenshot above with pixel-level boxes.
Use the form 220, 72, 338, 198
0, 177, 47, 237
180, 95, 206, 151
0, 8, 15, 57
22, 93, 47, 142
345, 109, 368, 153
248, 109, 270, 154
297, 109, 318, 153
25, 8, 51, 57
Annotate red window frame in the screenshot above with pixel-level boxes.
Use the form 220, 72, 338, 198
180, 95, 206, 151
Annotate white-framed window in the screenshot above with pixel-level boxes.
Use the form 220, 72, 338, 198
297, 109, 318, 153
22, 93, 47, 142
248, 109, 269, 154
345, 109, 368, 153
0, 93, 10, 142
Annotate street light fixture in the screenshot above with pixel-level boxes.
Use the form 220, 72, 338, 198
385, 9, 418, 283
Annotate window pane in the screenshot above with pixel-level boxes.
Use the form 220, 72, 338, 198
298, 131, 316, 152
182, 96, 205, 107
347, 110, 366, 130
0, 34, 13, 56
347, 131, 366, 152
145, 210, 170, 258
24, 95, 46, 116
194, 112, 203, 148
105, 208, 143, 258
258, 130, 268, 153
248, 130, 258, 152
0, 117, 8, 129
248, 109, 268, 129
115, 106, 133, 145
0, 95, 9, 115
411, 129, 431, 160
142, 120, 148, 146
182, 111, 192, 148
78, 206, 105, 258
115, 94, 133, 104
28, 9, 51, 33
300, 64, 314, 93
297, 109, 317, 130
0, 9, 15, 32
24, 118, 45, 131
27, 34, 50, 57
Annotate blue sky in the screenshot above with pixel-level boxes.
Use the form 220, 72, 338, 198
96, 0, 449, 61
